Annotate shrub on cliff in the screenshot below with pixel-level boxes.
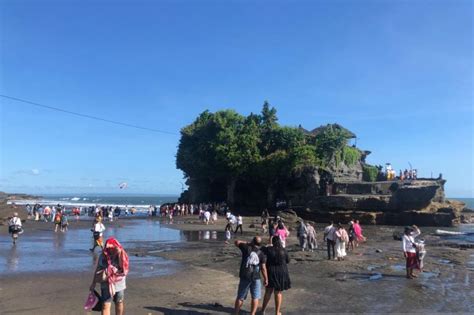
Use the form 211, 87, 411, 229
342, 146, 361, 166
363, 164, 378, 182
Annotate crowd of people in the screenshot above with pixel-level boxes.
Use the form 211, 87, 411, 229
384, 163, 418, 181
7, 202, 427, 315
322, 220, 367, 261
157, 202, 228, 222
399, 169, 418, 181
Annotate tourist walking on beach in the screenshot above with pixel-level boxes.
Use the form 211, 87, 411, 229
225, 225, 232, 244
211, 209, 218, 224
324, 221, 336, 260
268, 219, 276, 242
90, 217, 106, 251
261, 209, 270, 233
347, 221, 355, 251
261, 236, 291, 315
403, 225, 421, 279
234, 236, 268, 315
8, 212, 22, 245
335, 224, 349, 261
297, 220, 308, 251
306, 222, 317, 251
43, 206, 51, 222
273, 221, 290, 248
108, 208, 114, 222
353, 220, 366, 246
90, 237, 129, 315
235, 215, 244, 235
60, 213, 69, 232
203, 210, 211, 225
26, 204, 32, 219
54, 210, 62, 232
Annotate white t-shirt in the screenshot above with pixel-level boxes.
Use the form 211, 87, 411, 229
204, 211, 211, 220
237, 216, 243, 225
402, 230, 420, 253
9, 217, 22, 227
93, 223, 106, 235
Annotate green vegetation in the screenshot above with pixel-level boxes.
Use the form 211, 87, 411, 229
176, 103, 359, 205
342, 146, 361, 167
362, 164, 379, 182
313, 124, 351, 166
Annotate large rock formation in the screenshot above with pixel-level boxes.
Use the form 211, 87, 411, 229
179, 121, 462, 227
284, 174, 463, 227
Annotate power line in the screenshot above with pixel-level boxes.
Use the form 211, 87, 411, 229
0, 94, 178, 135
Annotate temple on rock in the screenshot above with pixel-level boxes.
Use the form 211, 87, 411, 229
178, 114, 465, 227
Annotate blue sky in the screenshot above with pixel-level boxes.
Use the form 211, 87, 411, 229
0, 0, 472, 197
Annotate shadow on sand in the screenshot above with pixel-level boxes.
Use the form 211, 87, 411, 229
144, 303, 237, 314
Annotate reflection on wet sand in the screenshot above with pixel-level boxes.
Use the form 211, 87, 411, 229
181, 230, 224, 241
0, 220, 189, 275
6, 245, 19, 272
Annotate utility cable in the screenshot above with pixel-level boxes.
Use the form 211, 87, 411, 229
0, 94, 178, 135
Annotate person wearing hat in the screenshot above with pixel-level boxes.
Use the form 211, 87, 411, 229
402, 225, 421, 279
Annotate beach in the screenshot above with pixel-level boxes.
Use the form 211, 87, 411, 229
1, 215, 473, 314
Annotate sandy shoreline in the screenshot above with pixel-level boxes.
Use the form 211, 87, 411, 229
1, 215, 473, 314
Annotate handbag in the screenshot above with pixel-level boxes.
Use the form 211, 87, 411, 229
84, 290, 102, 311
91, 290, 103, 312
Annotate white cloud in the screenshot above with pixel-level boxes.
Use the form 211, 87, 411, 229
13, 169, 41, 176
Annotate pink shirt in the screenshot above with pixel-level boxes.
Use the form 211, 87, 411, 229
274, 228, 289, 241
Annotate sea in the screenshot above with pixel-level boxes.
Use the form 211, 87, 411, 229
9, 194, 473, 211
8, 193, 179, 212
454, 197, 474, 210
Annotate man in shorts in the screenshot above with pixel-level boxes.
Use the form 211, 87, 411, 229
234, 236, 268, 315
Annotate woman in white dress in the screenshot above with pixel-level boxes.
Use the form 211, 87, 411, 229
335, 223, 349, 261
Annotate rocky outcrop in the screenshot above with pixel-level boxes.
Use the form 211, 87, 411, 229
0, 192, 36, 225
288, 180, 462, 227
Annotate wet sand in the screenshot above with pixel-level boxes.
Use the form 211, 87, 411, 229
1, 216, 473, 314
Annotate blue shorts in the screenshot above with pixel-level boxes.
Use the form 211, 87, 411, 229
101, 287, 124, 303
237, 278, 262, 300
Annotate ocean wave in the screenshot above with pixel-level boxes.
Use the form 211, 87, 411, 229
7, 199, 158, 210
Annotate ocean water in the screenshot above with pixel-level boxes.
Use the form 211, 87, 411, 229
0, 219, 185, 275
9, 194, 179, 210
453, 197, 474, 209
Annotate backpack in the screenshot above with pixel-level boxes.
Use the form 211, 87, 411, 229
241, 251, 260, 280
